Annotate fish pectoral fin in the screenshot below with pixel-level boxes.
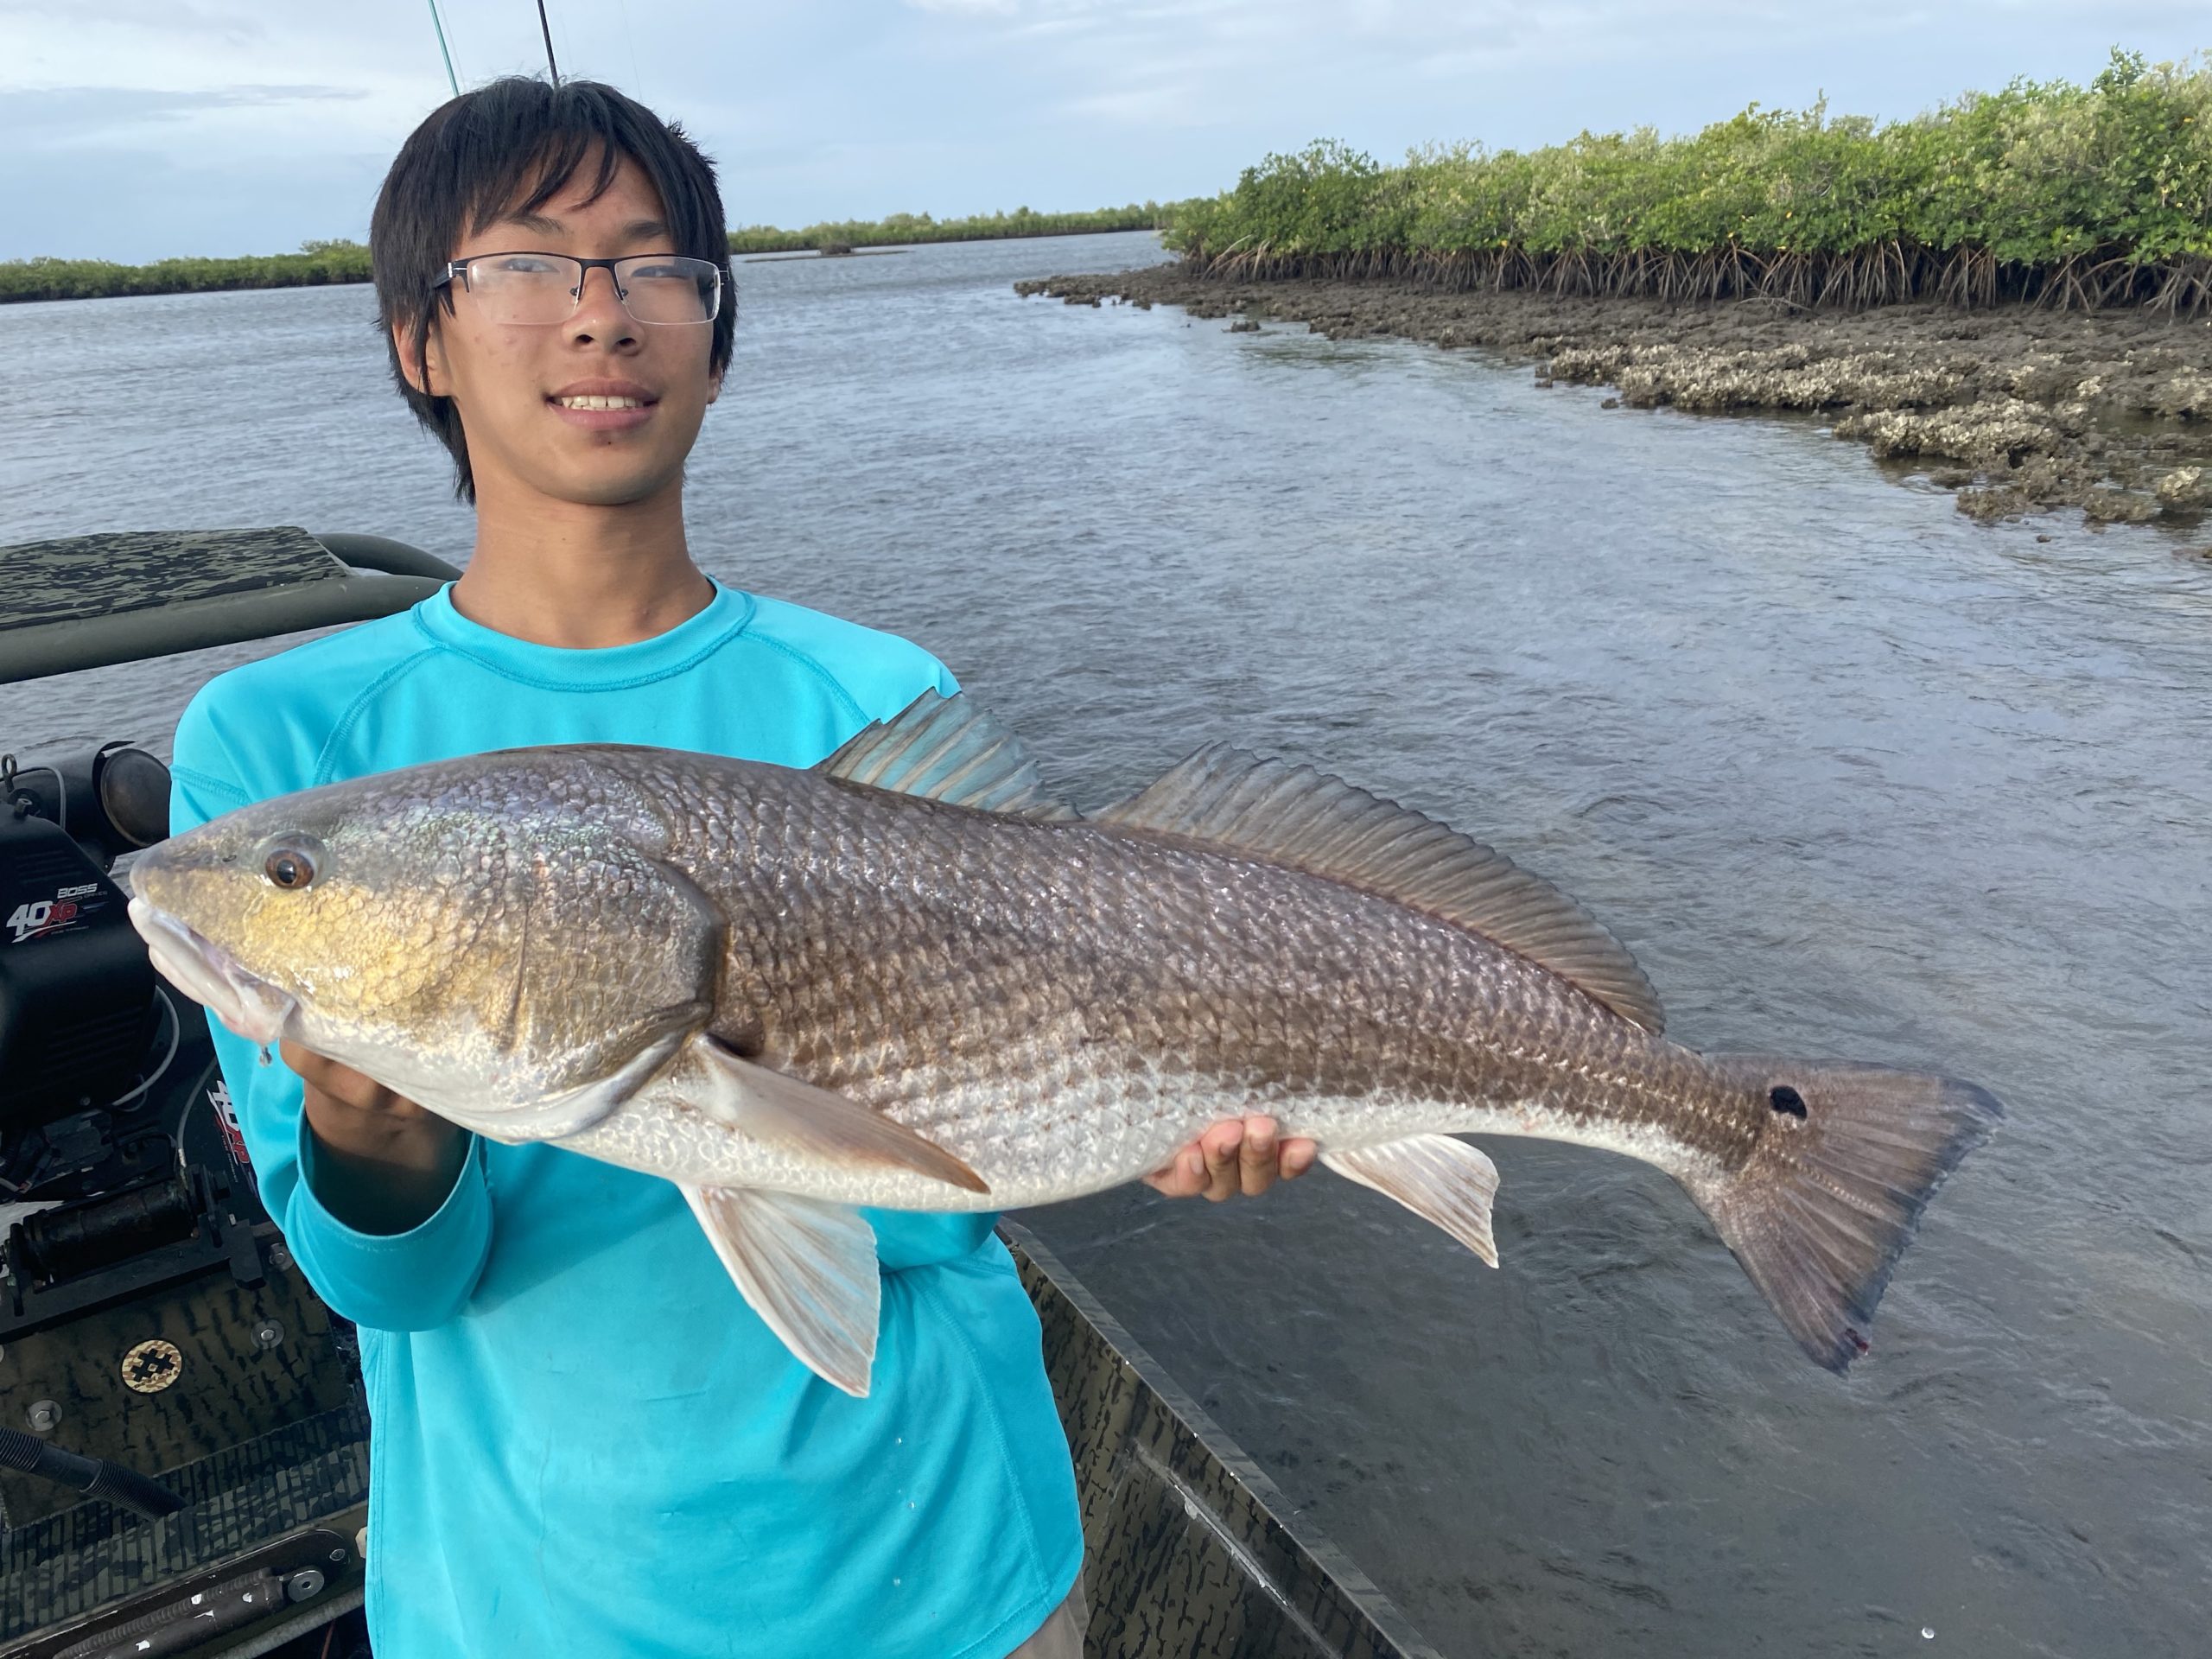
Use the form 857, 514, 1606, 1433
679, 1034, 990, 1195
682, 1185, 881, 1397
1322, 1135, 1502, 1268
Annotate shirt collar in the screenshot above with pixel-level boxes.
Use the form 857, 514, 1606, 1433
412, 577, 755, 690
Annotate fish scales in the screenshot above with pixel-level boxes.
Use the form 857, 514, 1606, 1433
127, 691, 2003, 1386
563, 750, 1743, 1211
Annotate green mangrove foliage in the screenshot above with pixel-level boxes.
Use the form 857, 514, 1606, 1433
0, 240, 374, 305
1166, 51, 2212, 312
728, 203, 1176, 254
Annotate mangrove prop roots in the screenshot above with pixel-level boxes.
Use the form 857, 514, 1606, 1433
1173, 246, 2212, 320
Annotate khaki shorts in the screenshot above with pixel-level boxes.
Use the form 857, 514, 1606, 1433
1005, 1575, 1090, 1659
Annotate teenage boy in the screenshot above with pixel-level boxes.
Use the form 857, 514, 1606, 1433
167, 78, 1313, 1659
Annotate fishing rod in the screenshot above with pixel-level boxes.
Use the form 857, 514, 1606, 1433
426, 0, 459, 96
536, 0, 561, 85
424, 1, 561, 96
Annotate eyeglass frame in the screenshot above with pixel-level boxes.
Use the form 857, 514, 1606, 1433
429, 251, 725, 325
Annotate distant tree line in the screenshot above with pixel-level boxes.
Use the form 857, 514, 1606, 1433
0, 240, 376, 304
728, 203, 1179, 253
0, 207, 1178, 305
1166, 50, 2212, 312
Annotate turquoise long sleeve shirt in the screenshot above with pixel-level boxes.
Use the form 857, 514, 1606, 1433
166, 582, 1084, 1659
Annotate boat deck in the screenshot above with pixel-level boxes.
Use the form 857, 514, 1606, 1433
2, 1225, 1442, 1657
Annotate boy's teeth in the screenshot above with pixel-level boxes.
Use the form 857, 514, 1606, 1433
555, 395, 645, 410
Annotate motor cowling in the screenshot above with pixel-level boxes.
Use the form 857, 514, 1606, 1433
0, 747, 166, 1130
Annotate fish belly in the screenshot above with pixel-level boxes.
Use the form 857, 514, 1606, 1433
554, 1044, 1702, 1212
557, 1065, 1396, 1205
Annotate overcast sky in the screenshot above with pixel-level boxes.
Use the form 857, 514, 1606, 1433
0, 2, 2198, 263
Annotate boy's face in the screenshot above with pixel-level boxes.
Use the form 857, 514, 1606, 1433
395, 149, 722, 510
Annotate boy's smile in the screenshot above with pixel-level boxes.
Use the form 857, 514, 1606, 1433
546, 375, 660, 431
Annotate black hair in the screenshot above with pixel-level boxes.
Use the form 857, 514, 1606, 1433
369, 77, 736, 503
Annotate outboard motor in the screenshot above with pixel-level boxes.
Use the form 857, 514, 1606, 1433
0, 742, 270, 1334
0, 744, 168, 1126
0, 523, 448, 1648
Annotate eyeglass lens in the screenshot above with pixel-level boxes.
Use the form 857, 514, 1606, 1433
463, 254, 721, 325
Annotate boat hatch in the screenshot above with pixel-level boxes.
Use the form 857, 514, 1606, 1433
0, 528, 461, 685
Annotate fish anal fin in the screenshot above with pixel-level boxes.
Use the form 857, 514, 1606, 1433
1096, 747, 1663, 1034
1322, 1134, 1501, 1268
675, 1034, 990, 1195
683, 1185, 880, 1396
817, 691, 1080, 821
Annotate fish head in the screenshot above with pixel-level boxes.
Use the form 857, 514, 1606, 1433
129, 754, 721, 1129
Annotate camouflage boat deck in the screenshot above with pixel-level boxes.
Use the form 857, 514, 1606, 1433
0, 1408, 368, 1657
0, 528, 457, 684
2, 1225, 1440, 1658
0, 1243, 368, 1656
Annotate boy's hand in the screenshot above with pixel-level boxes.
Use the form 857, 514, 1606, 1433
281, 1040, 470, 1234
1143, 1115, 1318, 1201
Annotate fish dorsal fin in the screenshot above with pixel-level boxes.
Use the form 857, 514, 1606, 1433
817, 691, 1080, 820
1096, 747, 1665, 1034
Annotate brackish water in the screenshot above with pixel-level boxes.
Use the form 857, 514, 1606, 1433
3, 231, 2208, 1658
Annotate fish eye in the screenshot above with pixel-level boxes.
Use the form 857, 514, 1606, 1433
259, 837, 322, 891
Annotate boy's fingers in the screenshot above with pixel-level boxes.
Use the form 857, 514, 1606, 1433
1148, 1122, 1315, 1201
1202, 1122, 1243, 1201
1239, 1116, 1280, 1196
1143, 1147, 1207, 1198
279, 1039, 341, 1091
280, 1041, 412, 1116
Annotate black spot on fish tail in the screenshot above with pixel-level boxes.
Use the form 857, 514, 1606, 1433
1696, 1057, 2002, 1372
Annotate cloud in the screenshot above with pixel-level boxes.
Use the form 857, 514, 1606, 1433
14, 83, 368, 150
0, 0, 2199, 258
880, 0, 2202, 144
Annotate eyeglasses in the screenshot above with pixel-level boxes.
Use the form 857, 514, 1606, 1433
432, 251, 723, 326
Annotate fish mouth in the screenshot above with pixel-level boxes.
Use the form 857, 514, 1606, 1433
127, 896, 297, 1048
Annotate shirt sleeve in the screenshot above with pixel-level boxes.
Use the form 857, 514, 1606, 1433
169, 700, 495, 1332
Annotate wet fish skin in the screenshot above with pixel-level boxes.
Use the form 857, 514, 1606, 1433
565, 751, 1709, 1208
129, 696, 2000, 1393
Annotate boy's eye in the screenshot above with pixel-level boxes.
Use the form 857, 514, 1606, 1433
627, 263, 684, 283
488, 255, 562, 276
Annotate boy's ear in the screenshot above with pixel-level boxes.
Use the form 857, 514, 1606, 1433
390, 315, 450, 398
707, 365, 723, 405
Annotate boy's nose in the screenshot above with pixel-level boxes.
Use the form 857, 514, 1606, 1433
568, 265, 639, 342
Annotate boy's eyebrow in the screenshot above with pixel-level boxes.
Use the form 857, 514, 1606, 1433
492, 209, 673, 241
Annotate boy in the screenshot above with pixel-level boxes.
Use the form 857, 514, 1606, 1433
168, 77, 1312, 1657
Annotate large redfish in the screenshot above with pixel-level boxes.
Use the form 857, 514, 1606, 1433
128, 693, 1999, 1395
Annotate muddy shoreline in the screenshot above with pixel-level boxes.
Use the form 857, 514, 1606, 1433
1016, 264, 2212, 529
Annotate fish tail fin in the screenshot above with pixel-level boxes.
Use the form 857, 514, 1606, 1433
1690, 1057, 2002, 1372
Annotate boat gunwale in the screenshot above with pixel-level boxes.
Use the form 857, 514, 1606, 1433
1001, 1219, 1447, 1659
